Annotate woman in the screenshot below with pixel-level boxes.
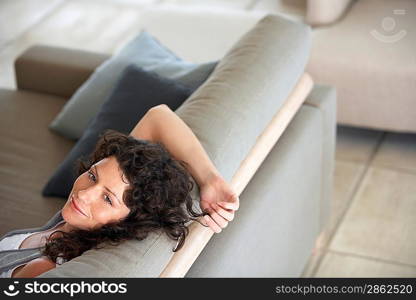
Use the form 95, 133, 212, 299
1, 104, 239, 278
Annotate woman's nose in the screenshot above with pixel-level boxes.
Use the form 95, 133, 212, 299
77, 185, 101, 203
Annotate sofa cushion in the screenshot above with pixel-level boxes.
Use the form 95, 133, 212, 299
42, 65, 192, 198
0, 89, 73, 237
39, 14, 311, 278
15, 45, 110, 99
306, 0, 354, 25
306, 0, 416, 132
49, 31, 217, 140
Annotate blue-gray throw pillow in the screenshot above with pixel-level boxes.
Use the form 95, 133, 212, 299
42, 65, 193, 198
49, 30, 218, 140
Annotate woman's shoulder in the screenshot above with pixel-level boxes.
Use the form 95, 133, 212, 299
12, 256, 56, 278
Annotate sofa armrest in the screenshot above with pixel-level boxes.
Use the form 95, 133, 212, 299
306, 0, 356, 26
15, 45, 110, 98
304, 85, 337, 236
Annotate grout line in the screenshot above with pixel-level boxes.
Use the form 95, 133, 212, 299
368, 163, 416, 176
364, 132, 389, 167
330, 250, 416, 269
335, 157, 374, 165
336, 158, 416, 176
309, 130, 388, 277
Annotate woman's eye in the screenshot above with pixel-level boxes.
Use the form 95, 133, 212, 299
88, 171, 96, 181
104, 195, 112, 206
87, 170, 112, 206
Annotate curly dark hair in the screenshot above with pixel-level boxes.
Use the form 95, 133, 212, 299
42, 129, 209, 264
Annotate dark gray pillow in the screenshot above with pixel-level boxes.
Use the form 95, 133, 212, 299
42, 65, 193, 198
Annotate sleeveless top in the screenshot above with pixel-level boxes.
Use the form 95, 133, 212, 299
0, 210, 65, 277
0, 232, 36, 278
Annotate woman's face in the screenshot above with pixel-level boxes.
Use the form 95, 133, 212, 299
61, 156, 131, 231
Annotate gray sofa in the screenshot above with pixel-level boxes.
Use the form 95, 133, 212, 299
0, 13, 336, 277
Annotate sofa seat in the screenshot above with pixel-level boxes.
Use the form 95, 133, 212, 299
0, 89, 74, 234
306, 0, 416, 132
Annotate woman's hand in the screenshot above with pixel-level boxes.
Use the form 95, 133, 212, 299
199, 174, 239, 233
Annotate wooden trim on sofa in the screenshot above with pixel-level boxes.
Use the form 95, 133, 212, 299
159, 72, 314, 277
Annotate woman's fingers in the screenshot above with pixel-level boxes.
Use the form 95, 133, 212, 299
211, 203, 234, 221
203, 215, 223, 233
201, 203, 235, 234
209, 209, 229, 229
218, 196, 240, 211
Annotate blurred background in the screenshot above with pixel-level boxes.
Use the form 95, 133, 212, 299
0, 0, 415, 277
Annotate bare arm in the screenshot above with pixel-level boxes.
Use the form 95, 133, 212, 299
130, 105, 239, 233
12, 257, 56, 278
129, 104, 220, 188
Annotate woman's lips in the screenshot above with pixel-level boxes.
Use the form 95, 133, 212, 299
71, 195, 88, 217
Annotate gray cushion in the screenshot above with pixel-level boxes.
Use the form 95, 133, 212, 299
42, 65, 192, 199
49, 31, 217, 140
39, 14, 311, 278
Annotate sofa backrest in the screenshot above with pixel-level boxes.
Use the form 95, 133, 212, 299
39, 13, 311, 278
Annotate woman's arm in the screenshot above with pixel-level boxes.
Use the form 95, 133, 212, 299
130, 105, 239, 233
12, 257, 56, 278
129, 104, 220, 188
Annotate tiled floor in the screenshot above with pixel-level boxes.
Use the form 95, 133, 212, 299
0, 0, 415, 277
304, 127, 416, 277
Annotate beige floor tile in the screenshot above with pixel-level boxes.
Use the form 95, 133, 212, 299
335, 125, 384, 163
372, 132, 416, 173
251, 0, 305, 21
329, 166, 416, 266
303, 161, 367, 277
316, 251, 416, 277
325, 160, 366, 241
0, 0, 64, 49
160, 0, 252, 9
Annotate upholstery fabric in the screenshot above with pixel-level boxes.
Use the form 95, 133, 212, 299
0, 89, 73, 236
304, 85, 337, 232
15, 45, 109, 99
306, 0, 355, 25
